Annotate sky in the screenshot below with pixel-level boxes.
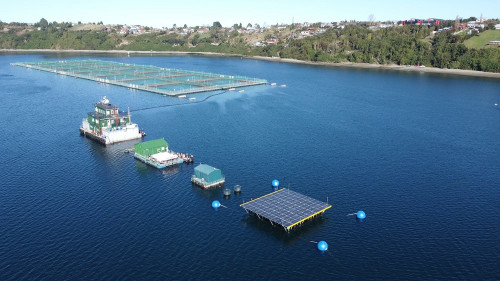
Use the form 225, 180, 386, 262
3, 0, 499, 28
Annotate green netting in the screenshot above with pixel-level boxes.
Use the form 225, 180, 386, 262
13, 59, 267, 96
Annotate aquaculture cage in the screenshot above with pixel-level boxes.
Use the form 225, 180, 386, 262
13, 59, 267, 96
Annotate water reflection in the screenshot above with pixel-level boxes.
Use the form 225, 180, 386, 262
241, 213, 328, 245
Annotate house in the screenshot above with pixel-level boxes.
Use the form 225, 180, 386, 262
266, 37, 278, 44
467, 21, 485, 29
198, 27, 209, 34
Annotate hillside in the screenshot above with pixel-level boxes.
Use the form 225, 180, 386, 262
1, 20, 499, 73
464, 29, 500, 49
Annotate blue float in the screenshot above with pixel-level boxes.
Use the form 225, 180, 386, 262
272, 179, 280, 188
357, 210, 366, 220
317, 241, 328, 252
212, 200, 221, 208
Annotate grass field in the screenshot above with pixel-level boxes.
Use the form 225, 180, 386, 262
464, 29, 500, 49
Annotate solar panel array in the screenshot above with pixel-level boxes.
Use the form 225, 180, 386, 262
241, 188, 331, 230
13, 60, 267, 96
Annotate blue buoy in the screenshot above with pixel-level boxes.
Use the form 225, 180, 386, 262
317, 241, 328, 252
212, 200, 221, 208
357, 210, 366, 220
272, 179, 280, 188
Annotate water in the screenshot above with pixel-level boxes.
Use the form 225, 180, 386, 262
1, 53, 499, 280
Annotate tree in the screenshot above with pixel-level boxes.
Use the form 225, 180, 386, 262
247, 23, 252, 28
212, 21, 222, 29
38, 18, 48, 28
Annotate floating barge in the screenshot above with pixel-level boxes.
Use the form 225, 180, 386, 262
191, 164, 225, 188
240, 188, 331, 231
134, 138, 183, 169
13, 60, 267, 96
80, 96, 144, 145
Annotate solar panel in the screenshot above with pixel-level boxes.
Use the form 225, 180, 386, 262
240, 188, 331, 231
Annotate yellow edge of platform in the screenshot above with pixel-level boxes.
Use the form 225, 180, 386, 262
286, 205, 332, 230
240, 188, 286, 207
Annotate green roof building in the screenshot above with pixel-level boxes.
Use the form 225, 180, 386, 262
192, 164, 225, 188
134, 138, 169, 157
79, 96, 143, 145
133, 138, 182, 169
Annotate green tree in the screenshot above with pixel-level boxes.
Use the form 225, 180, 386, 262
212, 21, 222, 29
38, 18, 48, 28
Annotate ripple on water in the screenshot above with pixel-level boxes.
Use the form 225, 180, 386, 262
1, 54, 500, 280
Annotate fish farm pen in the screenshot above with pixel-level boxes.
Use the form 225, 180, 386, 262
240, 188, 332, 231
12, 60, 267, 96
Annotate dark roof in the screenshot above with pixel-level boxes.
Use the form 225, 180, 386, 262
95, 102, 116, 110
240, 188, 331, 231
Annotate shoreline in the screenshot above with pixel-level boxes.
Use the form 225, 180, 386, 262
3, 48, 500, 79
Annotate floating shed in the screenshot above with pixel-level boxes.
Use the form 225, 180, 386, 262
134, 138, 182, 169
240, 188, 331, 231
191, 164, 225, 188
13, 60, 267, 96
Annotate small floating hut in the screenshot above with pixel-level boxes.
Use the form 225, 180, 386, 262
240, 188, 331, 231
134, 138, 183, 169
191, 164, 225, 188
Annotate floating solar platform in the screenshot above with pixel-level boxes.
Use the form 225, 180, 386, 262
240, 188, 331, 231
12, 59, 267, 96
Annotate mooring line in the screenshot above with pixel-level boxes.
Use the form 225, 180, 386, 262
130, 90, 228, 112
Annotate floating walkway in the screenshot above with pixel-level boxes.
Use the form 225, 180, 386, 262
12, 60, 267, 96
240, 188, 331, 231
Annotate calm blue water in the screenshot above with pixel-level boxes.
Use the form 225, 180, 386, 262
1, 53, 499, 280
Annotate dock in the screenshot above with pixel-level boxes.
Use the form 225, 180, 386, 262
12, 60, 267, 96
240, 188, 331, 231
